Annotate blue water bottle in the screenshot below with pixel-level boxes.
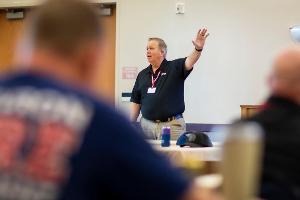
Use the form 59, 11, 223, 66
161, 126, 171, 147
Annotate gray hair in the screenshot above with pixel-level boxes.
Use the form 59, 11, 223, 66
148, 37, 167, 57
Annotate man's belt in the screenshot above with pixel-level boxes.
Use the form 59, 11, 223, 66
153, 114, 183, 123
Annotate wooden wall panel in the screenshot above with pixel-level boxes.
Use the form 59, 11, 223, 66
0, 11, 24, 72
92, 5, 116, 103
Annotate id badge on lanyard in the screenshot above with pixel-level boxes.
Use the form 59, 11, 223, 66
147, 71, 161, 94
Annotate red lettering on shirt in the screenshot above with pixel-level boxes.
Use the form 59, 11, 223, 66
0, 116, 26, 170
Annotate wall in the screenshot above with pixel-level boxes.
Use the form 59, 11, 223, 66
115, 0, 300, 123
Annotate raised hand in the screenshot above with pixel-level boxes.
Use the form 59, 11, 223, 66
192, 28, 209, 50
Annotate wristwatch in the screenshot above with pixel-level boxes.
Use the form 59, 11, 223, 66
195, 47, 203, 52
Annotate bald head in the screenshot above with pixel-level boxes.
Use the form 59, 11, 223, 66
270, 46, 300, 104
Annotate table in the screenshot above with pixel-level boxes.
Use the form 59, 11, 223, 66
156, 146, 221, 162
148, 140, 222, 174
148, 140, 222, 161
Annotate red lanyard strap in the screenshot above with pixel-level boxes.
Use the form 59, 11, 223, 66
151, 71, 161, 88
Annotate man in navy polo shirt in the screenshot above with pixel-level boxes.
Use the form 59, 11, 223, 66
131, 33, 209, 140
0, 0, 210, 199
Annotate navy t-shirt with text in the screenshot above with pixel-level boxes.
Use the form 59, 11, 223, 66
0, 72, 189, 200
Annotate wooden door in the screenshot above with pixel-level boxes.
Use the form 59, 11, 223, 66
0, 11, 24, 72
92, 5, 116, 104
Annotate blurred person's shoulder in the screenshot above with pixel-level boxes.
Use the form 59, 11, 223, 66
0, 71, 130, 129
246, 96, 300, 124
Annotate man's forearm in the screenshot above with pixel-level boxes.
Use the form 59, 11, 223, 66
185, 49, 202, 70
130, 103, 141, 122
185, 28, 209, 70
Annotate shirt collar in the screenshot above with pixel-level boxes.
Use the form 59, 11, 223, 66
147, 59, 167, 74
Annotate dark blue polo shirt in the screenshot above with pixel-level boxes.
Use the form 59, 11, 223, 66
131, 58, 192, 121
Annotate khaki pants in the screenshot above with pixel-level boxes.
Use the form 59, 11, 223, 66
140, 117, 186, 140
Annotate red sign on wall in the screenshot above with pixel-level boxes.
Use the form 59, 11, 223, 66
122, 67, 138, 80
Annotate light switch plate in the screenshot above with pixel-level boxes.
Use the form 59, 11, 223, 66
176, 3, 185, 14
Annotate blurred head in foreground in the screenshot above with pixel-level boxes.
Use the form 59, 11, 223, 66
17, 0, 103, 87
240, 46, 300, 200
269, 46, 300, 105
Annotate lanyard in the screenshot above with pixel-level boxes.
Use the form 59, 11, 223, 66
151, 71, 161, 88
